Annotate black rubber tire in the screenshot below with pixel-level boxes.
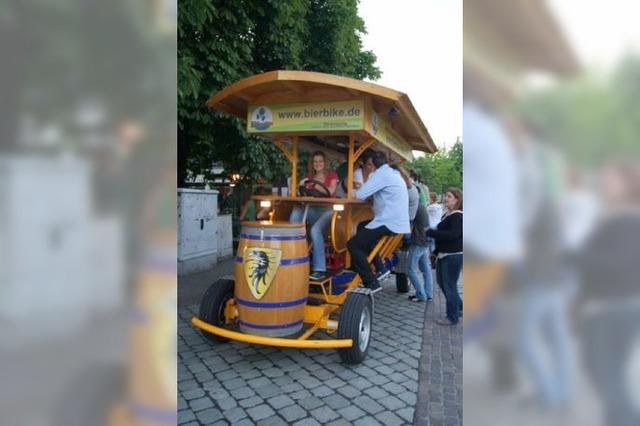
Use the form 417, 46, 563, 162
199, 278, 235, 343
337, 293, 373, 364
396, 273, 409, 293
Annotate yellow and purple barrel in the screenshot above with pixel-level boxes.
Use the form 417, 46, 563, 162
235, 221, 309, 337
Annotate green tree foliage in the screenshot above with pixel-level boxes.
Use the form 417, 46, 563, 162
519, 56, 640, 167
178, 0, 380, 186
409, 138, 463, 195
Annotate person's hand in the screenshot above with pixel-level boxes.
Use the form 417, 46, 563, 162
353, 181, 362, 189
299, 178, 308, 185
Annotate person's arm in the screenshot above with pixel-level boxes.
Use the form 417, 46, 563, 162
326, 172, 338, 196
239, 200, 250, 220
426, 213, 462, 241
355, 169, 386, 200
256, 207, 270, 220
352, 168, 364, 189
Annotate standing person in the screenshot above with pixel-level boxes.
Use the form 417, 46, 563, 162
427, 188, 463, 325
290, 151, 338, 281
239, 187, 271, 221
409, 169, 429, 206
427, 192, 443, 229
335, 149, 375, 197
407, 202, 433, 302
347, 151, 410, 291
576, 162, 640, 426
390, 165, 419, 221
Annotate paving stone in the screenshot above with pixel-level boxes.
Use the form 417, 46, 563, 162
292, 418, 322, 426
354, 416, 383, 426
182, 388, 205, 400
397, 390, 417, 406
382, 381, 406, 394
179, 379, 200, 391
337, 405, 366, 421
297, 376, 322, 389
349, 377, 374, 390
368, 374, 390, 385
223, 406, 248, 423
298, 395, 325, 411
233, 419, 255, 426
247, 404, 276, 422
397, 406, 415, 423
196, 408, 224, 424
309, 406, 340, 423
247, 377, 272, 389
321, 393, 350, 410
325, 377, 347, 389
263, 367, 285, 378
255, 384, 282, 399
216, 396, 237, 411
336, 384, 361, 398
311, 385, 333, 397
363, 387, 389, 399
352, 395, 384, 415
326, 419, 352, 426
239, 395, 264, 408
290, 389, 312, 400
257, 415, 288, 426
207, 387, 230, 400
267, 394, 295, 409
231, 386, 255, 400
280, 403, 307, 422
281, 382, 304, 393
374, 410, 404, 426
178, 409, 196, 424
189, 396, 214, 412
223, 377, 246, 391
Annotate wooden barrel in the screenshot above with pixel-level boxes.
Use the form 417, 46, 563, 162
235, 221, 309, 337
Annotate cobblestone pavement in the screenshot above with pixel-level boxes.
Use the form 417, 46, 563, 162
178, 275, 462, 425
415, 286, 463, 425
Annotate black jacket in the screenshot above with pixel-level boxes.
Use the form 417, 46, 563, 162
426, 211, 462, 254
409, 204, 430, 246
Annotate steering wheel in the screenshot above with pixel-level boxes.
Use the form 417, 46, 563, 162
298, 179, 332, 198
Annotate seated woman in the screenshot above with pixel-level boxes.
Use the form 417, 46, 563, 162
290, 151, 338, 281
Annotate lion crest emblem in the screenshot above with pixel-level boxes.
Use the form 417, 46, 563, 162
243, 247, 281, 299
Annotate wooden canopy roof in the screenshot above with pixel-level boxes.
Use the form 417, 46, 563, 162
207, 70, 437, 154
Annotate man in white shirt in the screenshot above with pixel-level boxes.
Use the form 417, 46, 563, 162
347, 151, 410, 291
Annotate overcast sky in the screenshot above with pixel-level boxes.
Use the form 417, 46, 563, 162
358, 0, 462, 150
546, 0, 640, 71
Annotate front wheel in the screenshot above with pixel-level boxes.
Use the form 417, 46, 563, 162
337, 293, 373, 364
198, 278, 234, 343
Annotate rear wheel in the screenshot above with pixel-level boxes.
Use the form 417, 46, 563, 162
337, 293, 373, 364
199, 278, 234, 343
396, 273, 409, 293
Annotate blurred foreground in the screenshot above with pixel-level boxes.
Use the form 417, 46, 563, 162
0, 1, 176, 425
464, 1, 640, 425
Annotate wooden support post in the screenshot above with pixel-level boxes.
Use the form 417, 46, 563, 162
345, 134, 355, 267
291, 136, 298, 199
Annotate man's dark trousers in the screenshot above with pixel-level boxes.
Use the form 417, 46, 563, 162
347, 224, 394, 287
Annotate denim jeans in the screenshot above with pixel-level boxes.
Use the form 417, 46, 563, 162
436, 254, 463, 323
516, 280, 576, 408
290, 206, 333, 272
407, 244, 432, 300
